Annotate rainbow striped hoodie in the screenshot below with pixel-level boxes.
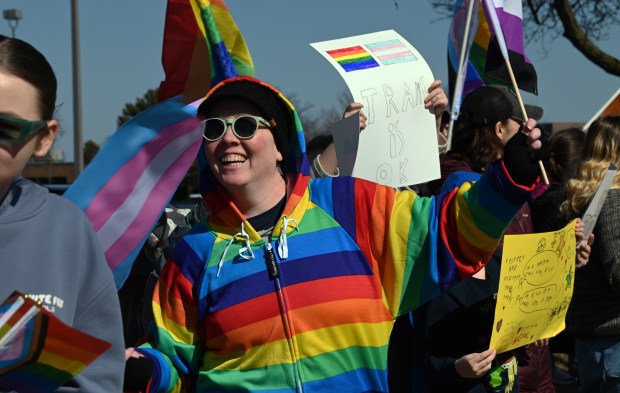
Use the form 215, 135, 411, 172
139, 77, 535, 392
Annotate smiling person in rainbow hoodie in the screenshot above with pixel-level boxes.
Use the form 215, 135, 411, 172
136, 76, 543, 392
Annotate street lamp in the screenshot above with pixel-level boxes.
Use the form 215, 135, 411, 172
3, 9, 22, 38
71, 0, 84, 176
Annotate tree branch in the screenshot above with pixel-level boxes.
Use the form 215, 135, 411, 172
553, 0, 620, 76
526, 0, 543, 24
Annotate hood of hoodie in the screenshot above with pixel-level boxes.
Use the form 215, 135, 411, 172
196, 76, 311, 242
0, 178, 49, 223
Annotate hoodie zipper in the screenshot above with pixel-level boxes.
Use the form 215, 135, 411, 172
265, 243, 304, 392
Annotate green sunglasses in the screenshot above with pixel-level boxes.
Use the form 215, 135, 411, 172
0, 114, 48, 142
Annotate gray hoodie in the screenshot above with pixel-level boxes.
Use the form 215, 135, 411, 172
0, 177, 124, 392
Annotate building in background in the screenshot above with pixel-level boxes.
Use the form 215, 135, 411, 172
22, 148, 76, 185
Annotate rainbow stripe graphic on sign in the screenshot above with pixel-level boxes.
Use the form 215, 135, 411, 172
327, 45, 379, 72
366, 39, 417, 65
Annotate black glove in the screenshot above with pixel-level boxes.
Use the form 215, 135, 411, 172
124, 357, 154, 391
502, 131, 541, 186
533, 130, 551, 162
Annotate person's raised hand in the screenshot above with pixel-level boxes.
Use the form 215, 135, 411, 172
343, 102, 367, 131
575, 219, 594, 268
522, 118, 543, 152
425, 80, 448, 116
503, 118, 544, 185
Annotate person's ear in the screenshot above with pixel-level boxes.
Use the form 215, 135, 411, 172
494, 121, 504, 139
32, 120, 59, 158
275, 149, 283, 163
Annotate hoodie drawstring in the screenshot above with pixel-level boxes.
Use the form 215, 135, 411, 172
278, 216, 298, 260
217, 222, 255, 278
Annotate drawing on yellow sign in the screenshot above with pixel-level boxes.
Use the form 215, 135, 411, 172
489, 220, 577, 353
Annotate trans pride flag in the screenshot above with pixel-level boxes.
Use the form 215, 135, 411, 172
367, 39, 418, 65
64, 98, 202, 288
158, 0, 255, 103
448, 0, 537, 113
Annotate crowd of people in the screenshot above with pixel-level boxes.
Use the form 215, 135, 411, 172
1, 33, 618, 393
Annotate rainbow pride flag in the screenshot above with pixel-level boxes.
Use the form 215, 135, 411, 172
327, 45, 380, 72
0, 292, 111, 392
64, 97, 202, 288
367, 39, 417, 65
448, 0, 489, 112
158, 0, 255, 103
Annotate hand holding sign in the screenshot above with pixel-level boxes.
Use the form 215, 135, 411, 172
579, 163, 618, 248
490, 220, 577, 353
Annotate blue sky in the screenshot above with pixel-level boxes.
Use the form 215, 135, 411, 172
3, 0, 619, 161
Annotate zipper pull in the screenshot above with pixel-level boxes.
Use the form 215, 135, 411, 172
265, 243, 280, 279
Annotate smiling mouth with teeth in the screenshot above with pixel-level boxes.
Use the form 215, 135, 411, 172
221, 154, 247, 166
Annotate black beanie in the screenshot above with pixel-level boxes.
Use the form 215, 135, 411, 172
197, 78, 291, 157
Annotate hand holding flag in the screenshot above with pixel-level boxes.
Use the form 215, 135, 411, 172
0, 291, 111, 392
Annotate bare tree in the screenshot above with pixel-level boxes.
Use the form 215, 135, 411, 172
301, 90, 355, 141
429, 0, 620, 76
282, 91, 353, 141
83, 140, 100, 166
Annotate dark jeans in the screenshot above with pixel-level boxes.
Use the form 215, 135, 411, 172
575, 337, 620, 393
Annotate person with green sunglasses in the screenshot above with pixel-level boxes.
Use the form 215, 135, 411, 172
0, 35, 125, 392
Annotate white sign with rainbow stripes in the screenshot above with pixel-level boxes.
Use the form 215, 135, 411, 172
311, 30, 440, 188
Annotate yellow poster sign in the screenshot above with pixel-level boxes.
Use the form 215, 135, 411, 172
489, 220, 577, 353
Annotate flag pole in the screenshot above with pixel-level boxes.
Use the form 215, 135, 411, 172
502, 46, 550, 185
446, 0, 478, 151
482, 0, 549, 184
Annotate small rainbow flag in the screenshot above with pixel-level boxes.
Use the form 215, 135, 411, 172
0, 292, 111, 392
366, 39, 417, 65
327, 45, 379, 72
